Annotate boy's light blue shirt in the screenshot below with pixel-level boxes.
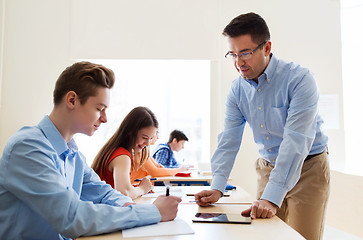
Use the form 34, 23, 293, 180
0, 116, 161, 240
211, 54, 328, 207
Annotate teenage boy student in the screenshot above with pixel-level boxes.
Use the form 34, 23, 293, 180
0, 62, 181, 240
153, 130, 188, 168
195, 13, 329, 240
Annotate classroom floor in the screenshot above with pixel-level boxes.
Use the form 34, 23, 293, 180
323, 225, 363, 240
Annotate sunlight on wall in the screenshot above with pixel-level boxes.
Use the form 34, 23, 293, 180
341, 0, 363, 175
74, 59, 210, 167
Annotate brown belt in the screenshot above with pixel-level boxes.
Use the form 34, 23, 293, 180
305, 149, 327, 161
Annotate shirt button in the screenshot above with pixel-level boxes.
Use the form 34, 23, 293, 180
258, 88, 262, 92
258, 106, 262, 110
260, 124, 264, 128
266, 137, 270, 140
268, 149, 272, 152
272, 159, 276, 163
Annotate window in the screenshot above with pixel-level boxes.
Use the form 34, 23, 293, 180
74, 59, 210, 168
341, 0, 363, 175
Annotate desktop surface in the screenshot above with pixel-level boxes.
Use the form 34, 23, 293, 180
77, 186, 304, 240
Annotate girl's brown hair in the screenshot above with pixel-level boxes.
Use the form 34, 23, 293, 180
92, 106, 158, 178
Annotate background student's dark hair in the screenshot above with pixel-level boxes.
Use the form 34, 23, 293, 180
53, 61, 115, 105
168, 130, 188, 143
222, 12, 270, 44
92, 106, 158, 178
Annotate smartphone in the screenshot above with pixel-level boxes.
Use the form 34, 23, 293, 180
192, 212, 251, 224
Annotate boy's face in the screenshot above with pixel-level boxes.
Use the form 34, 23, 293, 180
73, 87, 110, 136
174, 139, 186, 152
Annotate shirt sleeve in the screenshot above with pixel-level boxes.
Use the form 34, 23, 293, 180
211, 82, 246, 193
4, 138, 161, 238
143, 157, 180, 177
261, 71, 319, 207
170, 156, 180, 168
80, 162, 133, 207
154, 148, 171, 167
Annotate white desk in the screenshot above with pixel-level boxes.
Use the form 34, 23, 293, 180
77, 186, 304, 240
137, 186, 254, 204
154, 172, 231, 186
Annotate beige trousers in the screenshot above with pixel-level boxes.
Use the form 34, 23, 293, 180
256, 152, 330, 240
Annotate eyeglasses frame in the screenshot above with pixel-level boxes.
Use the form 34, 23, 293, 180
224, 41, 267, 60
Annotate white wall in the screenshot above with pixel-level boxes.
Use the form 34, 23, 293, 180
0, 0, 72, 142
0, 0, 343, 196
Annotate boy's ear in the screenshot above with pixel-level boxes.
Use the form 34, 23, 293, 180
172, 138, 178, 144
65, 91, 78, 109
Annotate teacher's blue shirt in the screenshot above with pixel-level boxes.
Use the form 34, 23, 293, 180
211, 54, 328, 207
0, 116, 161, 240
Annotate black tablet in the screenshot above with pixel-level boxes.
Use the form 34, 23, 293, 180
192, 213, 251, 224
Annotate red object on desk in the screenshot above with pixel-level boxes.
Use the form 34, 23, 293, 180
175, 172, 191, 177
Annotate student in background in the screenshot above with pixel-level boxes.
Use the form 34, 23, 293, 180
153, 130, 189, 168
92, 106, 158, 199
195, 12, 329, 240
0, 62, 181, 240
133, 132, 189, 181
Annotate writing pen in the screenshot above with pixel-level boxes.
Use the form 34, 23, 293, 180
134, 178, 157, 182
166, 185, 170, 196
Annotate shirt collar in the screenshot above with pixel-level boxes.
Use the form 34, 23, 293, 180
164, 142, 172, 150
242, 53, 277, 86
263, 53, 277, 82
38, 116, 78, 157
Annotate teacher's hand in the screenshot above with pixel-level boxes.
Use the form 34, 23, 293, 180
194, 189, 222, 207
241, 199, 277, 219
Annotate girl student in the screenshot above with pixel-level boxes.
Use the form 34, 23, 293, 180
92, 106, 157, 199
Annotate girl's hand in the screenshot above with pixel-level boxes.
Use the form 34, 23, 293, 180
138, 178, 153, 194
156, 163, 164, 168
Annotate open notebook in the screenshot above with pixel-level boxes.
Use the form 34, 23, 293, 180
122, 217, 194, 238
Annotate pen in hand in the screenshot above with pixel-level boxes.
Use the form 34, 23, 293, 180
166, 185, 170, 196
134, 177, 157, 182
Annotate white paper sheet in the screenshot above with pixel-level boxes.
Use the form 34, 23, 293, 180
122, 217, 195, 238
142, 186, 184, 198
318, 94, 340, 129
142, 191, 184, 198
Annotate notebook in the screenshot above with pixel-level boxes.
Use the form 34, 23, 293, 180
122, 217, 194, 238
